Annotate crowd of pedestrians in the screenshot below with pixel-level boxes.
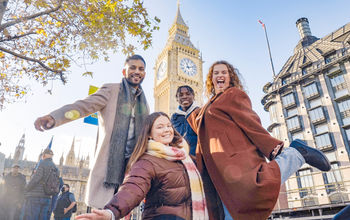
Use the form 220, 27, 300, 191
0, 149, 76, 220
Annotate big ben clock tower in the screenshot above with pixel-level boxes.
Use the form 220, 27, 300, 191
154, 3, 203, 116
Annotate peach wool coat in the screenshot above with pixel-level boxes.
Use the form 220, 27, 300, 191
188, 87, 283, 220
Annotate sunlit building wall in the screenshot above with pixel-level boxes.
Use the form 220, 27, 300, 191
262, 18, 350, 217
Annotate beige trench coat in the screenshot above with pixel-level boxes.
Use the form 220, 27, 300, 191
50, 83, 148, 208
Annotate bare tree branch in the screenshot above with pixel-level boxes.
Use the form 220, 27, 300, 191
0, 46, 66, 83
0, 0, 64, 31
0, 31, 35, 42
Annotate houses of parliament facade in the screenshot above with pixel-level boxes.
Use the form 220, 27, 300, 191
0, 134, 90, 215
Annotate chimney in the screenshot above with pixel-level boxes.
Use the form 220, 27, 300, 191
296, 17, 312, 39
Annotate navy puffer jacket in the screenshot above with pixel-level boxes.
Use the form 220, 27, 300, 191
171, 106, 198, 156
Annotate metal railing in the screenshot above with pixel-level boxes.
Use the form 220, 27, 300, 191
274, 166, 350, 213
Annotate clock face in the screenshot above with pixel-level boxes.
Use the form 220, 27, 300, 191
180, 58, 197, 76
157, 60, 167, 80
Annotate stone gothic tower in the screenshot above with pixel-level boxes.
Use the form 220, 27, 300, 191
13, 133, 25, 162
59, 153, 64, 166
154, 3, 203, 116
65, 137, 76, 167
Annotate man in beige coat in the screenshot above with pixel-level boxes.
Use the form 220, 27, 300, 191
34, 55, 149, 209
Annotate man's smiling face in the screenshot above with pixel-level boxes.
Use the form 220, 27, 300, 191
123, 59, 146, 88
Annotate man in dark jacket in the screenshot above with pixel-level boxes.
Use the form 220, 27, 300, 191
171, 85, 199, 157
54, 184, 76, 220
49, 177, 64, 218
23, 148, 59, 220
3, 164, 26, 220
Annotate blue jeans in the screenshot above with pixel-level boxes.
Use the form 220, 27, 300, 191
222, 147, 305, 220
22, 197, 51, 220
275, 147, 305, 183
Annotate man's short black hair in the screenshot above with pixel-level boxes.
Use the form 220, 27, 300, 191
176, 85, 195, 97
63, 184, 70, 189
125, 54, 146, 67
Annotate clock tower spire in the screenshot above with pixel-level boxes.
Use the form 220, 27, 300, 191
154, 3, 203, 116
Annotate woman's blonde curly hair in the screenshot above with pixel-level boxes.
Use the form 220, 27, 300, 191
205, 60, 245, 97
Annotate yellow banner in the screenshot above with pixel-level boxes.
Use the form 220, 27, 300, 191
88, 85, 99, 95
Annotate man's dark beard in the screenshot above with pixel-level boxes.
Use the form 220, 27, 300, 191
126, 77, 144, 87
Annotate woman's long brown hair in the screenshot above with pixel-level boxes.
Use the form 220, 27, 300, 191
126, 112, 183, 172
205, 60, 245, 97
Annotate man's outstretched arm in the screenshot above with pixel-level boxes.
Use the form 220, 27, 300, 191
33, 84, 114, 131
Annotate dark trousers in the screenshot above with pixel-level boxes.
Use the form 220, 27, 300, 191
22, 197, 51, 220
3, 201, 21, 220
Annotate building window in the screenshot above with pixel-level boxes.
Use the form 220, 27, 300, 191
323, 163, 344, 194
337, 99, 350, 126
315, 124, 329, 135
303, 83, 319, 99
341, 48, 346, 56
316, 48, 323, 54
309, 98, 322, 109
282, 75, 291, 85
330, 73, 346, 87
286, 108, 298, 117
345, 129, 350, 145
272, 127, 281, 139
282, 93, 296, 108
330, 73, 349, 99
316, 61, 322, 69
269, 104, 278, 123
325, 151, 337, 161
325, 52, 337, 64
302, 56, 307, 64
302, 64, 313, 75
292, 132, 304, 140
297, 169, 315, 198
315, 133, 332, 150
286, 116, 301, 132
309, 107, 326, 124
286, 61, 294, 72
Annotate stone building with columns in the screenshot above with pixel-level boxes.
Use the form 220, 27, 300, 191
262, 18, 350, 219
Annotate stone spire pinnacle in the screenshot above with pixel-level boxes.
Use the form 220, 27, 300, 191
70, 136, 75, 151
174, 1, 187, 27
166, 2, 196, 49
65, 136, 76, 166
59, 152, 64, 166
14, 133, 25, 162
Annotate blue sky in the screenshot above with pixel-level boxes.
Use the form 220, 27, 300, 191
1, 0, 350, 164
